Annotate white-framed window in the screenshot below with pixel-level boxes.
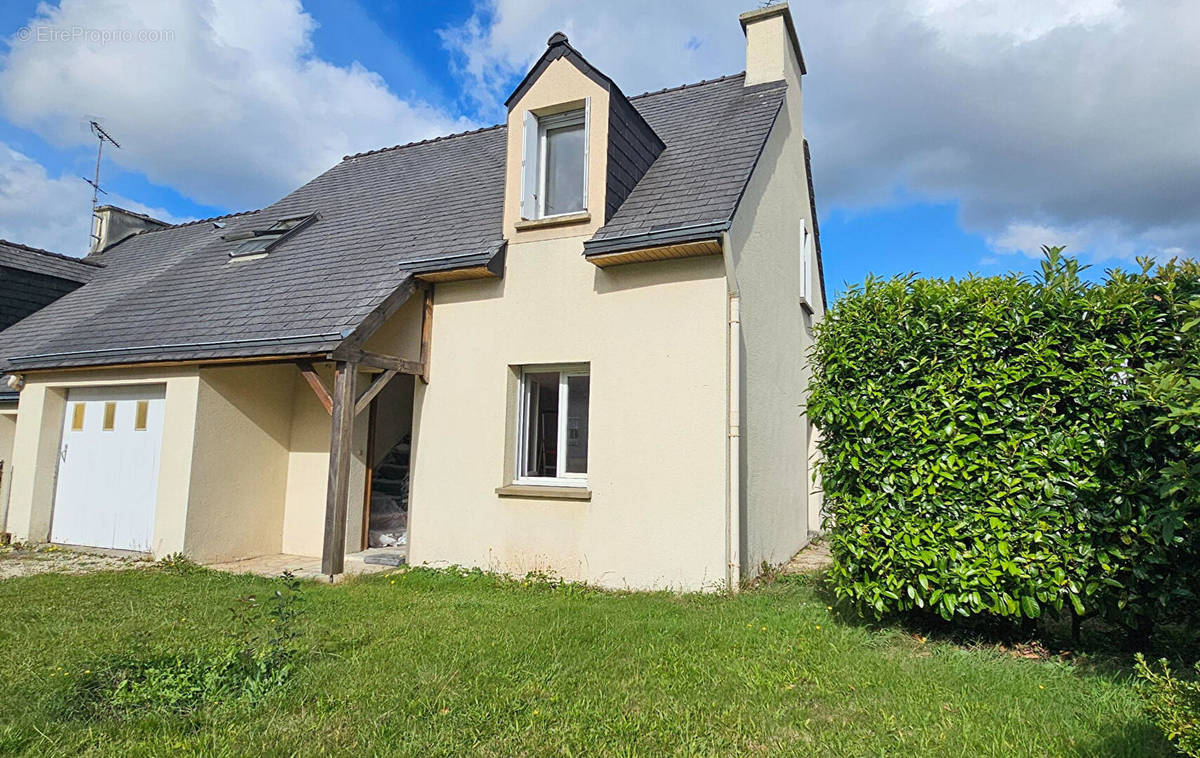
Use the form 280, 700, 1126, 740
515, 364, 590, 486
520, 102, 589, 220
800, 220, 815, 313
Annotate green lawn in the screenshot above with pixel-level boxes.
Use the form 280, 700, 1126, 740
0, 565, 1169, 757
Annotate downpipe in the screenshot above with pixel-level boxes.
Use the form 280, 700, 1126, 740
726, 293, 741, 591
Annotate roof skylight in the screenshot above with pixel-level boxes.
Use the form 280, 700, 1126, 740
226, 213, 318, 259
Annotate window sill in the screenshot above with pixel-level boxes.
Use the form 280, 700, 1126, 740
495, 484, 592, 501
799, 296, 815, 315
514, 212, 591, 231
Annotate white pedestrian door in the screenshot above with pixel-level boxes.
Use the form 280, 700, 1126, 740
51, 386, 166, 552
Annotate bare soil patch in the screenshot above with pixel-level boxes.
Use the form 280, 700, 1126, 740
0, 544, 149, 580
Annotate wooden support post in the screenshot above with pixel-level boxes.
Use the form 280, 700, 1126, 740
420, 286, 434, 384
321, 361, 356, 576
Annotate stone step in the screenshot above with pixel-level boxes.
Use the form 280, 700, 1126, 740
372, 479, 408, 498
362, 551, 406, 567
375, 463, 408, 480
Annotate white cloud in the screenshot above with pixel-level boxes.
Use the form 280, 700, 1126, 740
0, 142, 182, 255
439, 1, 743, 115
0, 0, 473, 212
989, 222, 1092, 259
913, 0, 1125, 48
443, 0, 1200, 263
990, 219, 1200, 264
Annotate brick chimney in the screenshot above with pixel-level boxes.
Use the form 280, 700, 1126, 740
90, 204, 168, 255
739, 2, 806, 87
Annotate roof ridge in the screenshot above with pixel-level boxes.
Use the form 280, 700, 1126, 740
342, 123, 506, 162
163, 208, 259, 229
628, 71, 746, 101
340, 72, 748, 164
0, 239, 103, 267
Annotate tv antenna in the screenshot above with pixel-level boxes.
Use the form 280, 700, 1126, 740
82, 120, 120, 251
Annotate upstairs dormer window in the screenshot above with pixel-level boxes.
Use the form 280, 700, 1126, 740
521, 103, 589, 220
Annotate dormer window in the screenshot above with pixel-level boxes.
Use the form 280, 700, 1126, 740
521, 104, 588, 220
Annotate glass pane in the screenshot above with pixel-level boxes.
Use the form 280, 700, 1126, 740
544, 122, 585, 216
233, 234, 277, 256
102, 402, 116, 431
522, 372, 559, 478
565, 374, 589, 474
135, 400, 149, 431
71, 403, 86, 431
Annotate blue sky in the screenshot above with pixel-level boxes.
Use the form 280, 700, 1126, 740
0, 0, 480, 224
1, 0, 1194, 299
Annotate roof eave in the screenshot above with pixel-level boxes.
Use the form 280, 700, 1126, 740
405, 242, 507, 281
2, 333, 344, 372
583, 220, 730, 258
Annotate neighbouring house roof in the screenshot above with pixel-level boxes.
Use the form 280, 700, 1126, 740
0, 240, 101, 283
0, 240, 103, 400
0, 73, 789, 372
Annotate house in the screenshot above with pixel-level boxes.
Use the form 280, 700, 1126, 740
0, 3, 825, 590
0, 240, 101, 536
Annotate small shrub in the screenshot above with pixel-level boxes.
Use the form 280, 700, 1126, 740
155, 552, 204, 574
70, 572, 303, 716
1135, 654, 1200, 756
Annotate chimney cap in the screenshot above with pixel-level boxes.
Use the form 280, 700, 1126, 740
738, 2, 805, 76
94, 204, 169, 227
547, 31, 568, 47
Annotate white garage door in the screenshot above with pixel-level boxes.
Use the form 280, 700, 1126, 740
51, 386, 166, 552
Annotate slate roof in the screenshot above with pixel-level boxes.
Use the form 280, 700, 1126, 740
0, 241, 102, 400
0, 72, 788, 372
0, 240, 101, 283
586, 76, 786, 255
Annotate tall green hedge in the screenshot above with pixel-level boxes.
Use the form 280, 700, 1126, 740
808, 249, 1200, 636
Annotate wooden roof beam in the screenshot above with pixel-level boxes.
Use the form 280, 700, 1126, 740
297, 360, 333, 415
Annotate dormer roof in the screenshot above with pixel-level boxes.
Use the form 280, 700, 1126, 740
505, 32, 620, 110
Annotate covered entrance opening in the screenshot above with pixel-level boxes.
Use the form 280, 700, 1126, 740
50, 385, 166, 552
365, 374, 415, 552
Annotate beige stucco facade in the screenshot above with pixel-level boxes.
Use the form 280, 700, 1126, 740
404, 5, 821, 590
3, 362, 377, 562
0, 408, 16, 532
403, 52, 736, 590
1, 4, 822, 590
408, 242, 731, 590
727, 4, 825, 573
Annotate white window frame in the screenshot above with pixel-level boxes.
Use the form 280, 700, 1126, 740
514, 364, 590, 487
800, 220, 815, 314
520, 100, 590, 221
